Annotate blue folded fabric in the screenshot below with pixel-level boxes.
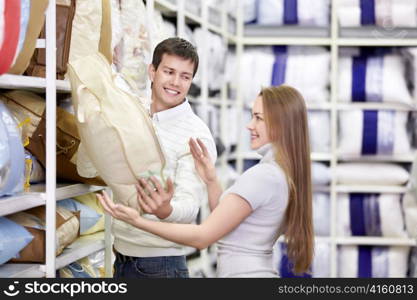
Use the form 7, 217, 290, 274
57, 198, 101, 234
0, 217, 33, 264
0, 102, 25, 197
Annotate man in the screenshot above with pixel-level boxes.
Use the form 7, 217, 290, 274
111, 37, 217, 278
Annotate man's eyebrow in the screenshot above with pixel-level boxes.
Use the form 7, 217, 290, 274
162, 66, 192, 76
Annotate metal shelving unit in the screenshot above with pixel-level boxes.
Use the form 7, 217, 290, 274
0, 1, 111, 278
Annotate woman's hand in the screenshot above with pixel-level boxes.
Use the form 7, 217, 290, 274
189, 138, 217, 185
96, 190, 141, 227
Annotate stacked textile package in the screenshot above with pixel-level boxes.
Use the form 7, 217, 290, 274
0, 192, 104, 265
338, 246, 410, 277
338, 48, 414, 158
338, 48, 413, 105
237, 46, 330, 108
338, 110, 411, 156
313, 193, 330, 236
58, 249, 107, 278
337, 193, 408, 238
335, 163, 411, 277
405, 48, 417, 103
336, 163, 410, 186
338, 0, 417, 27
243, 0, 330, 26
0, 102, 25, 197
308, 111, 331, 153
192, 28, 227, 93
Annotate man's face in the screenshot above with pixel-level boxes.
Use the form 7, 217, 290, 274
149, 53, 195, 112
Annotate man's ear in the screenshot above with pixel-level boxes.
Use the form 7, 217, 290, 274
148, 64, 155, 82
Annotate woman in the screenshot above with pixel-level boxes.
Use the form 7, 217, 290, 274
98, 85, 314, 277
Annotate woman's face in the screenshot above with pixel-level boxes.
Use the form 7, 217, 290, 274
247, 96, 270, 150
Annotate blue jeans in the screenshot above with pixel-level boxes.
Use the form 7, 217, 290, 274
114, 252, 189, 278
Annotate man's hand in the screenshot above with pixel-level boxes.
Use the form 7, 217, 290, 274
136, 177, 175, 219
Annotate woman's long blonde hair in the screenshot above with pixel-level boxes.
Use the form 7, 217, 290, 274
260, 85, 313, 274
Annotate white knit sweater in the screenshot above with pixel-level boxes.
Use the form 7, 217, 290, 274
112, 100, 217, 257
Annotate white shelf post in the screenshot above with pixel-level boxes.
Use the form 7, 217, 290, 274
45, 0, 57, 278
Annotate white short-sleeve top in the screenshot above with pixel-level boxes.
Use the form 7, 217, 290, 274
216, 144, 289, 277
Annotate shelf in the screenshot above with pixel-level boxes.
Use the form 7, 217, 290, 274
189, 97, 235, 106
208, 23, 222, 35
242, 36, 332, 46
0, 74, 71, 93
154, 0, 177, 14
184, 11, 202, 24
227, 151, 261, 160
0, 264, 44, 278
244, 25, 330, 38
56, 232, 105, 270
277, 236, 332, 244
228, 152, 332, 161
337, 102, 417, 111
55, 183, 106, 200
208, 98, 235, 106
0, 232, 105, 278
278, 236, 416, 246
0, 191, 45, 217
339, 27, 417, 46
337, 154, 416, 163
311, 153, 332, 161
306, 102, 332, 110
336, 237, 416, 246
338, 38, 417, 47
208, 6, 222, 34
185, 0, 199, 16
313, 185, 330, 193
0, 184, 105, 217
336, 185, 408, 193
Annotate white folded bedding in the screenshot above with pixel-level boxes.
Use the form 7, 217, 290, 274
337, 193, 408, 238
335, 163, 410, 185
256, 0, 330, 26
338, 54, 413, 105
338, 245, 410, 277
338, 110, 411, 156
338, 0, 417, 27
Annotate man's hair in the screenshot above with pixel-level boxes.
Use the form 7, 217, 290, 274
152, 37, 199, 77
